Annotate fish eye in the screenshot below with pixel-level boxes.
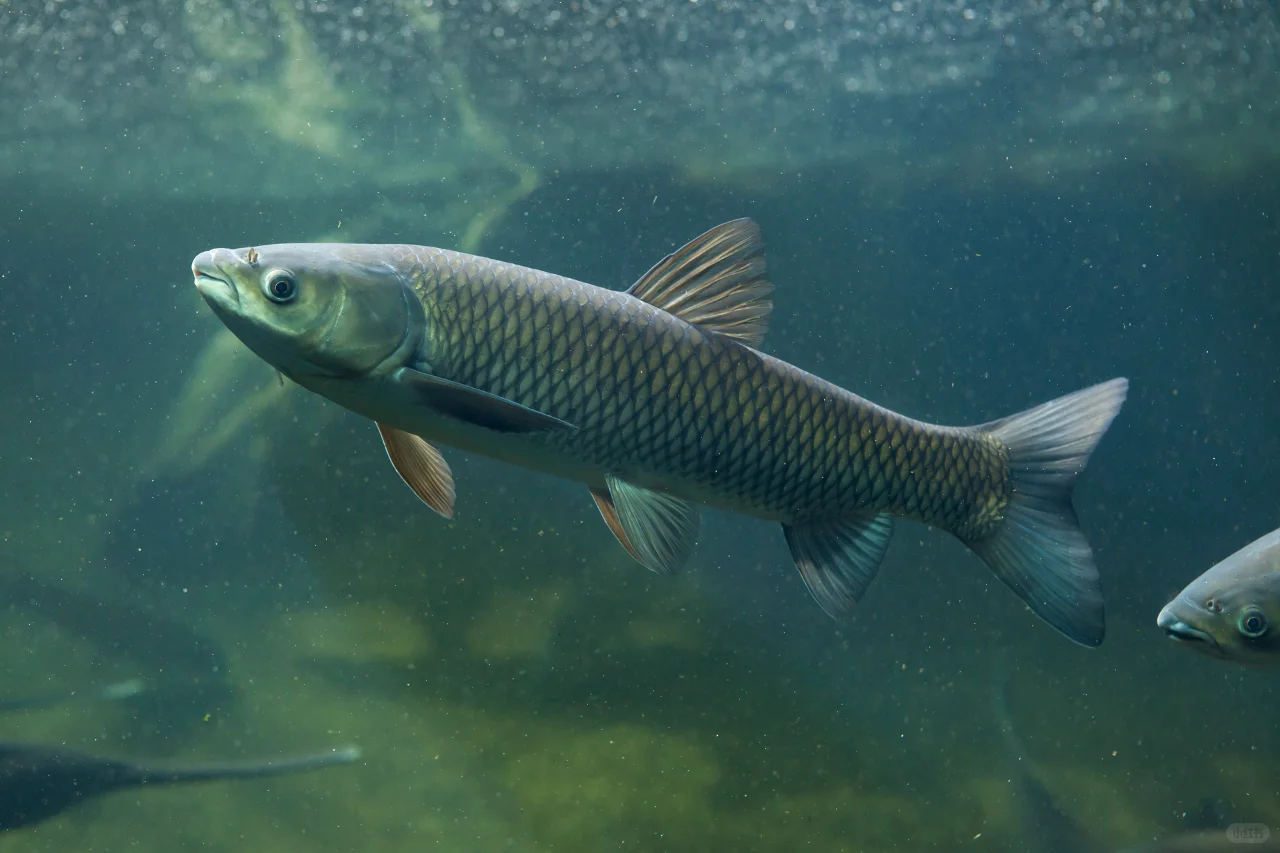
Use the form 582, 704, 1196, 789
1238, 607, 1268, 639
264, 271, 297, 303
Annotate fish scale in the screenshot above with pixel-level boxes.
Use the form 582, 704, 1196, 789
400, 244, 1009, 536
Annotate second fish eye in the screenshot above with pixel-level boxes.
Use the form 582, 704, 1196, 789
265, 272, 297, 303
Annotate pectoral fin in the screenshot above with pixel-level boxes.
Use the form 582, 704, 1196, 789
377, 422, 456, 519
600, 476, 699, 575
783, 512, 894, 618
393, 368, 575, 433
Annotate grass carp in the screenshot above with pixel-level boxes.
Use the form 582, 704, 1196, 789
193, 220, 1126, 644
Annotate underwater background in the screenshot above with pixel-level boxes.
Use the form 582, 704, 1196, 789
0, 0, 1277, 850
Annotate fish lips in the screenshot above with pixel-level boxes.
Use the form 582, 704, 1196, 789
1157, 605, 1226, 656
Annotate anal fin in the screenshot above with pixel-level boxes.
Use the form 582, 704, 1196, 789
783, 512, 894, 618
602, 476, 699, 575
377, 422, 456, 519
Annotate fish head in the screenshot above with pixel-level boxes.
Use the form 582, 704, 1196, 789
1157, 528, 1280, 666
192, 244, 422, 380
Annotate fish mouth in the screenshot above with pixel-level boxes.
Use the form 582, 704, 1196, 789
192, 252, 239, 310
1157, 606, 1220, 651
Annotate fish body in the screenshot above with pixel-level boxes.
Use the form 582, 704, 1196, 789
0, 742, 360, 830
194, 220, 1126, 644
307, 247, 1001, 528
1158, 526, 1280, 664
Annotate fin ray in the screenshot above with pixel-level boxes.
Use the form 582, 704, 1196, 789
965, 377, 1129, 647
589, 486, 643, 563
627, 219, 772, 346
783, 512, 894, 618
605, 476, 699, 575
377, 422, 456, 519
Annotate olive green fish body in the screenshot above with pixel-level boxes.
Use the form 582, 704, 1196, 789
396, 245, 1008, 538
193, 219, 1127, 645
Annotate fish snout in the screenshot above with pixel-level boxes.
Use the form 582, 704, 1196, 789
1157, 603, 1217, 647
192, 249, 240, 310
191, 248, 243, 278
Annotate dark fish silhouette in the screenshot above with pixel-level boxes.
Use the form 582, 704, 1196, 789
0, 742, 360, 831
0, 569, 227, 678
993, 672, 1096, 853
0, 568, 234, 733
995, 674, 1280, 852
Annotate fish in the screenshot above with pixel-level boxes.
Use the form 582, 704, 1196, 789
0, 742, 360, 830
1157, 526, 1280, 665
0, 567, 235, 737
0, 568, 228, 680
993, 671, 1095, 853
193, 219, 1127, 644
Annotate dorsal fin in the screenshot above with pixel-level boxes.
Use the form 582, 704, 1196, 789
626, 219, 772, 347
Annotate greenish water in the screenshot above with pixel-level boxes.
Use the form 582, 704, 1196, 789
1, 2, 1278, 851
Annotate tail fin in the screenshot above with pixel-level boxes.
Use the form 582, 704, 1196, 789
966, 378, 1128, 647
992, 665, 1097, 853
